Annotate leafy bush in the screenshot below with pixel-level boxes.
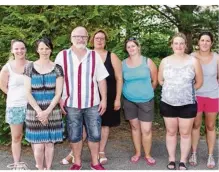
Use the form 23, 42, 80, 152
0, 5, 218, 145
0, 92, 10, 145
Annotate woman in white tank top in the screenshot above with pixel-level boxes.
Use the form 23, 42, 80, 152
0, 40, 29, 169
189, 32, 219, 169
158, 33, 203, 170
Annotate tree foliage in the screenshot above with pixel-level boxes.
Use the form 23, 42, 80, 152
149, 5, 219, 53
0, 5, 218, 144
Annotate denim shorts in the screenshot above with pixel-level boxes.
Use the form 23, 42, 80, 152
65, 105, 101, 143
6, 106, 26, 124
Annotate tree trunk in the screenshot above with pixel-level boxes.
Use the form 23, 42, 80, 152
178, 28, 193, 54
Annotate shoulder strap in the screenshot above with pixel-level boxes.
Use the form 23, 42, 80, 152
6, 63, 12, 73
144, 56, 148, 65
105, 51, 111, 64
122, 59, 126, 66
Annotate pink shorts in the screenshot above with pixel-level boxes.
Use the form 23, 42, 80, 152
196, 96, 219, 113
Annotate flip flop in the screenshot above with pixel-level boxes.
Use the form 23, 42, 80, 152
130, 155, 141, 164
144, 157, 156, 166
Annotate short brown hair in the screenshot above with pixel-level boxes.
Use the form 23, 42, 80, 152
170, 32, 187, 45
124, 38, 141, 53
90, 29, 108, 48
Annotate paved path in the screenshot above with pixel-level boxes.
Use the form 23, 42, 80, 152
0, 139, 218, 170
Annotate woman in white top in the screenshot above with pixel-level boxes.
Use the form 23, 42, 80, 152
189, 31, 219, 169
0, 39, 29, 169
158, 33, 203, 170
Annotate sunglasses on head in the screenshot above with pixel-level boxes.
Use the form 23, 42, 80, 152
127, 37, 137, 41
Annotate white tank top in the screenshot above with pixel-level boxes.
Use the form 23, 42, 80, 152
161, 56, 196, 106
6, 63, 27, 107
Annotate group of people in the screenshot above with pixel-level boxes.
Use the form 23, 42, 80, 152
0, 26, 218, 170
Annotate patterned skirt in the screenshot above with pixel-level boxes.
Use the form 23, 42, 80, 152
25, 105, 63, 143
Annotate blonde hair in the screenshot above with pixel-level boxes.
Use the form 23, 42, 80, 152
170, 32, 187, 45
170, 32, 188, 53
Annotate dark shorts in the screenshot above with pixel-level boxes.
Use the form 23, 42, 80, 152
123, 98, 154, 122
160, 101, 197, 119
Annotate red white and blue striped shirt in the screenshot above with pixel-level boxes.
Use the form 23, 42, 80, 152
55, 48, 109, 109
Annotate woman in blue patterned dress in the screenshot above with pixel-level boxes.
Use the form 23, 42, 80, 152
24, 37, 64, 170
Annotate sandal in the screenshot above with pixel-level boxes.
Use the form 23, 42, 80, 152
167, 161, 176, 170
130, 155, 141, 164
207, 154, 215, 169
178, 162, 188, 170
98, 152, 108, 165
60, 152, 74, 165
144, 157, 156, 166
7, 162, 29, 170
189, 152, 197, 166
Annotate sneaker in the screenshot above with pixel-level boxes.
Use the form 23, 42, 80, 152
207, 154, 215, 169
189, 152, 197, 166
69, 164, 82, 170
90, 163, 105, 170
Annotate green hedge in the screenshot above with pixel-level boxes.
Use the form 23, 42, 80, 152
0, 57, 218, 144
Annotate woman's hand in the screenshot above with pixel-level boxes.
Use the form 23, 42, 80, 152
114, 99, 121, 111
36, 110, 50, 125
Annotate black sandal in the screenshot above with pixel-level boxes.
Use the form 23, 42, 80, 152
167, 161, 176, 170
178, 162, 188, 170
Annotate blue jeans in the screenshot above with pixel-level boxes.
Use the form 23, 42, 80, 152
65, 105, 101, 143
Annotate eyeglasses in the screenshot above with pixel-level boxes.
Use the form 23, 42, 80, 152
72, 35, 89, 40
94, 37, 105, 41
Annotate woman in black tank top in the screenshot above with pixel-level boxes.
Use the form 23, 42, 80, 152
91, 29, 122, 164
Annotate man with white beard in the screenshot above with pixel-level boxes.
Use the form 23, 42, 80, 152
55, 26, 109, 170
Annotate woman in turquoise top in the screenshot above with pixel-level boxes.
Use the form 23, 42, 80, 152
122, 38, 158, 166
